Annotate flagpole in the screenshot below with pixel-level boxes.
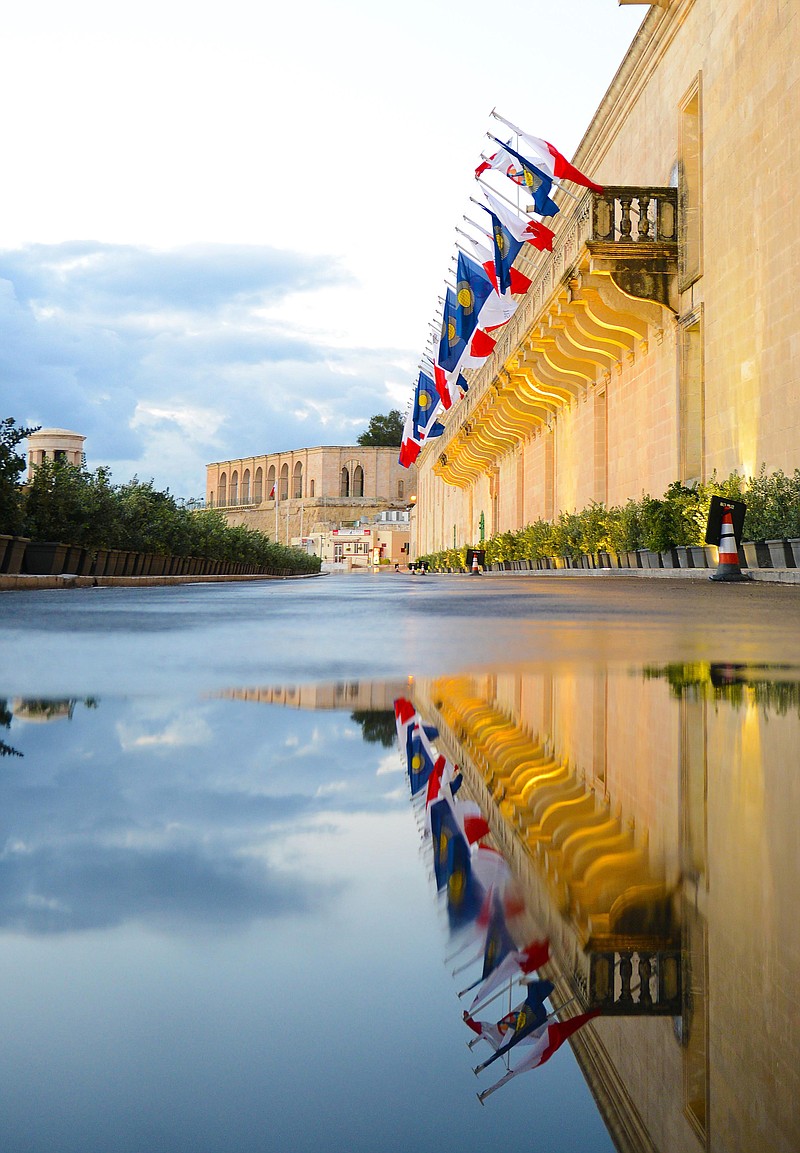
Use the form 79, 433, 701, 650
452, 947, 483, 977
468, 975, 517, 1016
477, 1069, 515, 1104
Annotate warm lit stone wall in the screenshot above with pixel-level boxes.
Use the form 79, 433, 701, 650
414, 0, 800, 555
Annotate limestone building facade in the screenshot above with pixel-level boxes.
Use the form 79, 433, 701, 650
205, 445, 409, 544
413, 0, 800, 556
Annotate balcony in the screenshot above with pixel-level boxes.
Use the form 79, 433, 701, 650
432, 187, 678, 488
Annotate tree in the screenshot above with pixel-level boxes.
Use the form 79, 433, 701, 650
357, 410, 404, 447
0, 417, 40, 535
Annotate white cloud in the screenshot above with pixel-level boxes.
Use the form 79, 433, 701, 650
0, 1, 645, 496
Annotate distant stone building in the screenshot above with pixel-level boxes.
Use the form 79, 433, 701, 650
26, 429, 86, 480
205, 445, 411, 544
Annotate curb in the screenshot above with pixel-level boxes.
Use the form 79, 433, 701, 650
0, 572, 324, 592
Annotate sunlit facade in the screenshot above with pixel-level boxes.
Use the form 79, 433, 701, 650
413, 0, 800, 556
205, 445, 409, 544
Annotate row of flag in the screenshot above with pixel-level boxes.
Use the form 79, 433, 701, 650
394, 696, 601, 1102
399, 112, 604, 469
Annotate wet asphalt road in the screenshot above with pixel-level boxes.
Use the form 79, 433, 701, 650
2, 571, 799, 697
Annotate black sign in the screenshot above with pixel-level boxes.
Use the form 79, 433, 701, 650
705, 495, 746, 545
466, 549, 486, 568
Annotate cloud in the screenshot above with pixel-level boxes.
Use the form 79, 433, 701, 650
0, 839, 330, 933
0, 242, 414, 494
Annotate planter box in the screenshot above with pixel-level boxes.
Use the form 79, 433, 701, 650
787, 539, 800, 567
742, 540, 771, 569
765, 539, 792, 567
62, 545, 85, 574
641, 550, 663, 569
687, 546, 707, 568
660, 548, 679, 568
90, 548, 109, 576
1, 536, 30, 574
23, 541, 69, 575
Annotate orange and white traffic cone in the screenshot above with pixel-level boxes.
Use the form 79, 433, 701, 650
710, 509, 750, 581
471, 552, 481, 576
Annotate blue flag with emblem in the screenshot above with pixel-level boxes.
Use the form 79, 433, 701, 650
405, 723, 437, 796
430, 796, 463, 891
438, 286, 466, 373
454, 252, 494, 349
412, 370, 441, 441
487, 212, 524, 294
445, 830, 485, 932
496, 139, 560, 218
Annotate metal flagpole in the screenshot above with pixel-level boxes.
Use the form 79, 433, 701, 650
466, 975, 517, 1016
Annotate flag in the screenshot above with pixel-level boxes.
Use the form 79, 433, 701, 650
464, 231, 532, 297
490, 112, 604, 192
438, 286, 467, 373
463, 1006, 523, 1051
398, 409, 421, 468
454, 251, 495, 350
406, 721, 438, 796
456, 800, 490, 844
468, 934, 550, 1011
474, 979, 555, 1071
394, 697, 416, 746
477, 1010, 601, 1101
429, 795, 465, 890
412, 370, 441, 441
481, 139, 560, 217
433, 360, 468, 410
445, 827, 485, 931
458, 887, 516, 998
479, 188, 556, 252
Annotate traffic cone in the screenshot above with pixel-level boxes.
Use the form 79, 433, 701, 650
709, 509, 750, 582
471, 552, 481, 576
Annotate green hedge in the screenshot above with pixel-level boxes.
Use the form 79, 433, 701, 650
11, 453, 320, 576
418, 469, 800, 570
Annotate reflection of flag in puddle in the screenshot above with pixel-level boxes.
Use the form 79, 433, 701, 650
393, 695, 602, 1101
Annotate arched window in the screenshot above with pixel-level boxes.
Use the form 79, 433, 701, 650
209, 490, 215, 507
219, 473, 227, 505
309, 479, 315, 497
230, 470, 239, 504
293, 461, 303, 499
242, 469, 250, 502
340, 467, 350, 497
397, 480, 404, 499
353, 464, 364, 497
280, 463, 289, 501
254, 467, 263, 503
267, 465, 276, 499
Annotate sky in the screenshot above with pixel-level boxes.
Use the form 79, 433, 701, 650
0, 1, 646, 499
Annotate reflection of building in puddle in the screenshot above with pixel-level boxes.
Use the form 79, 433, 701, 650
218, 681, 409, 712
410, 665, 800, 1153
12, 698, 77, 722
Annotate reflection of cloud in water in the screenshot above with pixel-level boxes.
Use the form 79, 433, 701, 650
0, 840, 333, 934
376, 752, 403, 776
117, 713, 213, 751
315, 781, 348, 797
